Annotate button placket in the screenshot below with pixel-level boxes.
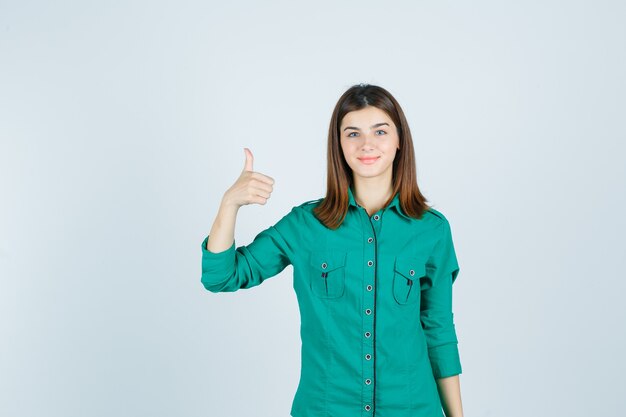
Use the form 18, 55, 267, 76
361, 209, 380, 414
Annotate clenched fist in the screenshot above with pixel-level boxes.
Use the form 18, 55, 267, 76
222, 148, 275, 208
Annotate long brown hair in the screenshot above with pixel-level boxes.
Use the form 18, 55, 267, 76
313, 83, 431, 229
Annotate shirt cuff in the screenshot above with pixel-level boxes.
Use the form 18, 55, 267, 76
428, 342, 463, 379
200, 235, 236, 289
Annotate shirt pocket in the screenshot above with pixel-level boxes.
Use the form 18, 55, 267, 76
309, 250, 347, 299
393, 255, 427, 305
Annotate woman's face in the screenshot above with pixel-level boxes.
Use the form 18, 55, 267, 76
339, 105, 400, 183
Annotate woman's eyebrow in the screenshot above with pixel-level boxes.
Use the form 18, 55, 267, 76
343, 122, 390, 131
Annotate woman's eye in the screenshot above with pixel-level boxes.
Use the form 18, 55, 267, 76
347, 132, 358, 137
376, 130, 386, 135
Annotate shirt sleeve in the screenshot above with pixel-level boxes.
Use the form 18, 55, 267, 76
421, 218, 462, 379
200, 206, 300, 293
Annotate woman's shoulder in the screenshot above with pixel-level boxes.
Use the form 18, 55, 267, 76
275, 197, 322, 222
294, 197, 324, 210
421, 207, 454, 232
301, 197, 324, 206
425, 206, 448, 222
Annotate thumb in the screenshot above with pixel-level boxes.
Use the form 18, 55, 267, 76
243, 147, 254, 172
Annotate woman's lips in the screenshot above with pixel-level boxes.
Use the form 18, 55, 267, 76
358, 157, 380, 165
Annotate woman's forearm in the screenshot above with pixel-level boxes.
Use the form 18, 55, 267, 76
436, 374, 464, 417
206, 197, 240, 253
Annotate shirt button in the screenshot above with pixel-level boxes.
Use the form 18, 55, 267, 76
321, 262, 327, 269
367, 260, 373, 267
367, 237, 373, 243
365, 405, 371, 411
367, 285, 373, 291
373, 214, 380, 221
365, 354, 372, 360
365, 331, 371, 338
365, 308, 372, 315
409, 269, 415, 276
365, 378, 371, 385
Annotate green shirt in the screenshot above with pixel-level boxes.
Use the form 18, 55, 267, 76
200, 185, 462, 417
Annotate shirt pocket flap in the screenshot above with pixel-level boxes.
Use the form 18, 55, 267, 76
394, 256, 426, 282
310, 250, 347, 272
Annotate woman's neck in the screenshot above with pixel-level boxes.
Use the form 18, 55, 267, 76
352, 180, 394, 216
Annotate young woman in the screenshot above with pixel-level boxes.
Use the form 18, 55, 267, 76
201, 83, 464, 417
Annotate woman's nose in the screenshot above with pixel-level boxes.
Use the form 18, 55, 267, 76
361, 134, 376, 149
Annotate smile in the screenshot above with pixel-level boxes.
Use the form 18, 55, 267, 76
358, 157, 380, 165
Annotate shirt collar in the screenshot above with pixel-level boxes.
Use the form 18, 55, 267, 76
347, 185, 411, 220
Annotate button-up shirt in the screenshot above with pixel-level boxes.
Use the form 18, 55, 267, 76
200, 185, 462, 417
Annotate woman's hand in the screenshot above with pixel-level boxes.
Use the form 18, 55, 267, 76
222, 148, 275, 209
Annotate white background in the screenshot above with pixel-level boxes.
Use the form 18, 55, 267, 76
1, 1, 625, 416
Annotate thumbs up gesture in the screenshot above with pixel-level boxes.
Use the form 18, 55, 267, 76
223, 148, 275, 209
